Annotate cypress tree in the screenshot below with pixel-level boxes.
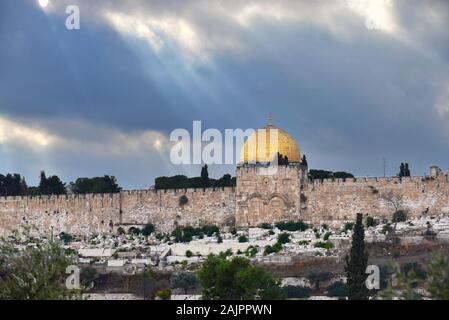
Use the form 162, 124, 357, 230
200, 165, 210, 188
345, 213, 369, 300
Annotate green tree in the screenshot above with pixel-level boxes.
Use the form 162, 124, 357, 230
308, 169, 354, 180
307, 271, 332, 290
0, 173, 28, 196
345, 213, 369, 300
426, 251, 449, 300
333, 171, 355, 179
171, 272, 198, 294
379, 261, 422, 300
155, 175, 189, 189
70, 176, 121, 194
141, 223, 155, 236
0, 237, 80, 299
399, 163, 411, 177
38, 171, 66, 195
200, 164, 210, 188
212, 174, 235, 187
282, 286, 310, 299
327, 281, 348, 298
198, 255, 285, 300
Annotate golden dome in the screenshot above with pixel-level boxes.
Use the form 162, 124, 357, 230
240, 118, 300, 163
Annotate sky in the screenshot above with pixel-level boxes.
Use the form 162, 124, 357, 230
1, 0, 449, 189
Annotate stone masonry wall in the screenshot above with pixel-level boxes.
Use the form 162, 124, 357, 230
235, 164, 303, 227
0, 188, 236, 237
302, 174, 449, 225
1, 172, 449, 237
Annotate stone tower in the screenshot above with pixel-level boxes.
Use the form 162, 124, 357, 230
235, 119, 308, 227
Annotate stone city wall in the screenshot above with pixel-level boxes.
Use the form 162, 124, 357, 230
0, 187, 236, 237
302, 174, 449, 225
235, 164, 303, 227
1, 173, 449, 236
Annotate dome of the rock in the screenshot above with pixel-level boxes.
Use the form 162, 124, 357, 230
240, 118, 300, 163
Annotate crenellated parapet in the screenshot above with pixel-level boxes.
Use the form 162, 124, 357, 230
301, 171, 449, 224
0, 187, 236, 236
1, 167, 448, 236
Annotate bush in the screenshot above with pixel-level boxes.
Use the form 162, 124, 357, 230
141, 223, 155, 236
381, 223, 392, 234
275, 220, 308, 232
59, 232, 73, 244
185, 250, 193, 258
172, 225, 220, 243
259, 223, 272, 229
298, 240, 310, 246
219, 249, 233, 258
264, 245, 273, 255
327, 281, 348, 297
238, 235, 249, 243
314, 241, 334, 250
80, 267, 98, 289
366, 216, 378, 228
343, 222, 354, 232
273, 242, 283, 251
128, 227, 141, 235
277, 233, 290, 245
117, 227, 126, 235
202, 225, 220, 237
264, 242, 283, 255
217, 235, 223, 243
171, 272, 198, 294
308, 271, 333, 290
323, 232, 332, 241
179, 195, 188, 206
402, 262, 427, 280
156, 288, 171, 300
282, 286, 311, 299
245, 246, 258, 257
393, 210, 407, 223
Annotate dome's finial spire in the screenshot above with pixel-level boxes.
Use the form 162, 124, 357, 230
268, 114, 273, 126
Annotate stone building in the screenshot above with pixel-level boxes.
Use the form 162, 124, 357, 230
1, 120, 449, 236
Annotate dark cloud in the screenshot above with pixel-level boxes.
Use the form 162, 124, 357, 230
1, 0, 449, 188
